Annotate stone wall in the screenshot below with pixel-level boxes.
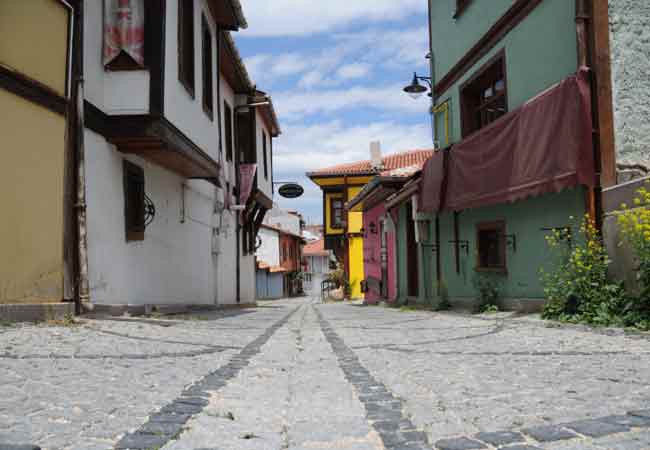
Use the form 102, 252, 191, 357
609, 0, 650, 163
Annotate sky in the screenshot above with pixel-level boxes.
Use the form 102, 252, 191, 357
234, 0, 434, 224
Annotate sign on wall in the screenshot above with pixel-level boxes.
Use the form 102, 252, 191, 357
278, 183, 304, 199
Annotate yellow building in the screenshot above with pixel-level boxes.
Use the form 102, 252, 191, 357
0, 0, 81, 306
307, 148, 432, 299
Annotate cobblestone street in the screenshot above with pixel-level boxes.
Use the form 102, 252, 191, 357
1, 298, 650, 450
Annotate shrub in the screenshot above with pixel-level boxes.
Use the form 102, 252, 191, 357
617, 185, 650, 328
541, 215, 626, 326
473, 274, 500, 313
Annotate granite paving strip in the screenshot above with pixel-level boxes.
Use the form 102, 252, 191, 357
113, 306, 300, 450
163, 302, 384, 450
429, 411, 650, 450
314, 306, 431, 450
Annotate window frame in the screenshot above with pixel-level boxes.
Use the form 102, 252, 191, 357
201, 14, 213, 120
178, 0, 195, 98
454, 0, 473, 19
103, 0, 147, 72
123, 160, 146, 242
262, 130, 268, 179
475, 220, 507, 272
224, 101, 233, 161
460, 50, 508, 138
329, 196, 344, 230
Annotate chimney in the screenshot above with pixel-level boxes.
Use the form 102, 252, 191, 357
370, 141, 383, 171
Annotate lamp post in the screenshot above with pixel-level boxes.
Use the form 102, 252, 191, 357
403, 72, 432, 100
403, 71, 436, 146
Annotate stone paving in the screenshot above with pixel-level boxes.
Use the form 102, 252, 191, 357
0, 298, 649, 450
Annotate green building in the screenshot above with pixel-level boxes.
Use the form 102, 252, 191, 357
393, 0, 619, 310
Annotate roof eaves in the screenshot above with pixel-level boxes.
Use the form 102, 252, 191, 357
229, 0, 248, 29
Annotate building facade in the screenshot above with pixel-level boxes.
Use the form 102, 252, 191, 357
0, 0, 82, 311
308, 147, 433, 300
405, 0, 618, 310
1, 0, 281, 317
302, 239, 333, 298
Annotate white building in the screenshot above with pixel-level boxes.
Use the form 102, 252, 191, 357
302, 239, 334, 298
82, 0, 280, 311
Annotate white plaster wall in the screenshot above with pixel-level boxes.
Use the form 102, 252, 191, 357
83, 0, 150, 114
165, 0, 219, 161
220, 74, 237, 188
256, 228, 280, 267
214, 209, 238, 305
609, 0, 650, 163
264, 207, 302, 236
240, 253, 256, 303
85, 129, 217, 305
255, 109, 274, 198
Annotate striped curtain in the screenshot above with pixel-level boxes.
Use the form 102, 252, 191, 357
103, 0, 145, 66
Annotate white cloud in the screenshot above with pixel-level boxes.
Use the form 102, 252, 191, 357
336, 63, 371, 81
240, 26, 429, 89
273, 120, 432, 174
270, 119, 433, 221
238, 0, 427, 37
274, 84, 430, 122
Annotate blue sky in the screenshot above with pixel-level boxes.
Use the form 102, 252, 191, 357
235, 0, 433, 224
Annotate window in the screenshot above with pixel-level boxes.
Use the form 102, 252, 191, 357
103, 0, 146, 71
460, 52, 507, 137
178, 0, 194, 97
224, 101, 233, 161
476, 221, 506, 271
330, 197, 344, 230
123, 160, 145, 242
201, 15, 213, 119
454, 0, 473, 18
262, 131, 268, 179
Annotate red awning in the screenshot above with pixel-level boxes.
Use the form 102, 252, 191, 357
418, 149, 447, 213
419, 69, 595, 213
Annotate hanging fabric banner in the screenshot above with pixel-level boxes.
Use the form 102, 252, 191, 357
239, 164, 258, 206
103, 0, 145, 67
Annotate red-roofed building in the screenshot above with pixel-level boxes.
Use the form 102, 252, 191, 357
307, 144, 433, 299
302, 239, 334, 297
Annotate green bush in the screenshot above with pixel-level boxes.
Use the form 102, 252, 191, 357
541, 215, 627, 326
473, 274, 500, 313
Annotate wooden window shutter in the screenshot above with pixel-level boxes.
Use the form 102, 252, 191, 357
123, 160, 146, 242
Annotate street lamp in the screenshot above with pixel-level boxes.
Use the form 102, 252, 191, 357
403, 72, 432, 100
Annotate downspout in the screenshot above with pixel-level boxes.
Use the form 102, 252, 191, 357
214, 27, 222, 306
576, 0, 604, 230
74, 2, 90, 312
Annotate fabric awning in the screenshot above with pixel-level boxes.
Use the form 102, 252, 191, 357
419, 69, 595, 213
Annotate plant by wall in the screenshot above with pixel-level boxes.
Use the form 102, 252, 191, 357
541, 215, 627, 327
472, 274, 501, 313
617, 185, 650, 328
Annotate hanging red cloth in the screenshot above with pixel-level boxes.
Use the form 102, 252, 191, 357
419, 69, 595, 213
103, 0, 145, 67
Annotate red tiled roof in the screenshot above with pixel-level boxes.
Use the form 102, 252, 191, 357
307, 149, 434, 177
303, 239, 329, 257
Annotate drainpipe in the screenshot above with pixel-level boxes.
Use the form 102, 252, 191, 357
214, 27, 222, 306
72, 2, 90, 312
576, 0, 605, 231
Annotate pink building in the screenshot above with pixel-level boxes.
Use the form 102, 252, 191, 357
348, 149, 432, 303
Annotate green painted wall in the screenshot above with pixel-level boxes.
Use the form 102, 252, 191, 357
436, 188, 586, 300
431, 0, 579, 144
396, 205, 409, 300
430, 0, 516, 80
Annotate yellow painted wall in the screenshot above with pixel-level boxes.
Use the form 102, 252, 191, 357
325, 192, 344, 235
0, 90, 66, 303
347, 186, 363, 234
311, 176, 373, 187
0, 0, 70, 96
348, 237, 365, 299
